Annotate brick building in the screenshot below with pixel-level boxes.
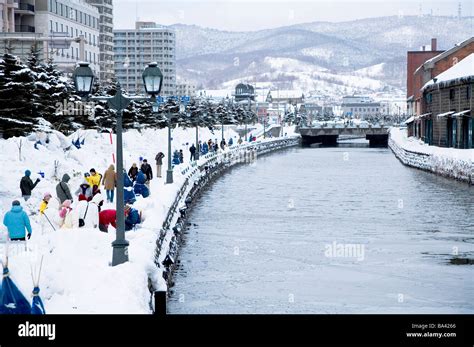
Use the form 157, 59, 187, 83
406, 38, 444, 117
419, 53, 473, 149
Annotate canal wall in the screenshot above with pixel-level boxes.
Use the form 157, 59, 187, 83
148, 136, 300, 313
389, 128, 474, 184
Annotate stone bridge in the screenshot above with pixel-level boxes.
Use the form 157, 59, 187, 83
298, 125, 389, 147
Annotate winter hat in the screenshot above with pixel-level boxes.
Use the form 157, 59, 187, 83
12, 200, 20, 206
25, 170, 31, 177
90, 168, 96, 174
43, 192, 52, 199
78, 194, 87, 201
62, 199, 72, 208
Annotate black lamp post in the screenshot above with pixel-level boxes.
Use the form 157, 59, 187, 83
72, 61, 163, 266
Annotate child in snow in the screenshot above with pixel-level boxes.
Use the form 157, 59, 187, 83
39, 192, 59, 231
39, 192, 52, 215
3, 200, 32, 241
59, 200, 73, 228
75, 179, 92, 200
124, 205, 142, 231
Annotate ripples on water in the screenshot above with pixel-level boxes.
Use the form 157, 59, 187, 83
168, 143, 474, 314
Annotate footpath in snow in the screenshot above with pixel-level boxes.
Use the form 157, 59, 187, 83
0, 125, 298, 313
389, 128, 474, 184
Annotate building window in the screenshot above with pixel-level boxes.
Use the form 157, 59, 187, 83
450, 89, 455, 100
53, 0, 57, 14
50, 20, 53, 32
55, 22, 58, 32
60, 24, 63, 32
59, 3, 63, 16
71, 47, 74, 58
425, 93, 432, 103
49, 0, 53, 12
467, 85, 471, 99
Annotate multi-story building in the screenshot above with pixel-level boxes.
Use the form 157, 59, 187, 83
340, 95, 381, 119
406, 38, 444, 117
176, 80, 196, 96
0, 0, 17, 32
113, 21, 176, 96
418, 53, 473, 148
0, 0, 100, 75
406, 36, 474, 147
85, 0, 113, 82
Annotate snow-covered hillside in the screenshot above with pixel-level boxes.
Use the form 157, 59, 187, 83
174, 15, 472, 94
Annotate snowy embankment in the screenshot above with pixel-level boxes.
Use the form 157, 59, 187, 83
389, 128, 474, 184
0, 125, 298, 313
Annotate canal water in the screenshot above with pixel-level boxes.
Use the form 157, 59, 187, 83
168, 143, 474, 313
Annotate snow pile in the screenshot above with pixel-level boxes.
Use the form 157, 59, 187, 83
422, 53, 474, 90
0, 125, 298, 313
389, 128, 474, 183
0, 126, 240, 313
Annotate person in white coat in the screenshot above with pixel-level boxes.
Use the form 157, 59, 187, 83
73, 193, 104, 229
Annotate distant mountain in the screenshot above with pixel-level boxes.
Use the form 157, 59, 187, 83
170, 16, 473, 98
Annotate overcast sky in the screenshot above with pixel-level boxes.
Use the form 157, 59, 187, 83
114, 0, 472, 31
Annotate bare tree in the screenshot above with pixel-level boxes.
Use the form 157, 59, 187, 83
16, 139, 23, 161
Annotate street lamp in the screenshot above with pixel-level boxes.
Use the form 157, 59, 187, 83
165, 104, 176, 184
72, 61, 163, 267
72, 62, 94, 97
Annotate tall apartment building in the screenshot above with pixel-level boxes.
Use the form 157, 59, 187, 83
0, 0, 100, 75
0, 0, 17, 32
114, 21, 176, 96
85, 0, 113, 82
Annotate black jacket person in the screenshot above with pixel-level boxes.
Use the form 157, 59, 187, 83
20, 170, 40, 200
140, 159, 153, 181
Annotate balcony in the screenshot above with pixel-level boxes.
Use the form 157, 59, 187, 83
16, 2, 35, 13
15, 25, 35, 33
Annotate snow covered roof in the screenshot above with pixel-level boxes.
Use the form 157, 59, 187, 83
404, 116, 415, 124
422, 53, 474, 90
268, 90, 304, 99
421, 37, 474, 69
437, 111, 454, 118
452, 110, 471, 117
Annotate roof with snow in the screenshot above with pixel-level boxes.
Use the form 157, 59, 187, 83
415, 36, 474, 74
267, 90, 304, 99
422, 53, 474, 90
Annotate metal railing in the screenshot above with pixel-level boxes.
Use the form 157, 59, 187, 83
17, 3, 34, 11
14, 25, 35, 32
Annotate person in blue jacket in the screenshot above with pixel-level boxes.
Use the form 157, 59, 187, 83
124, 205, 141, 231
201, 142, 209, 155
3, 200, 32, 241
134, 170, 150, 198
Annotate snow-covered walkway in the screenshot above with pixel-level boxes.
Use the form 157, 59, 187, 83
0, 126, 297, 313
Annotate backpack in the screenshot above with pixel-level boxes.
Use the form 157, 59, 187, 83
79, 203, 89, 228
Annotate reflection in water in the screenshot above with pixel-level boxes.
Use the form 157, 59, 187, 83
168, 145, 474, 314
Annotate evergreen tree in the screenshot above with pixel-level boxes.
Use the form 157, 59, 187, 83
0, 52, 37, 138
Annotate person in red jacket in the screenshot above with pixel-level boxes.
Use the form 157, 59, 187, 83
99, 209, 116, 233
